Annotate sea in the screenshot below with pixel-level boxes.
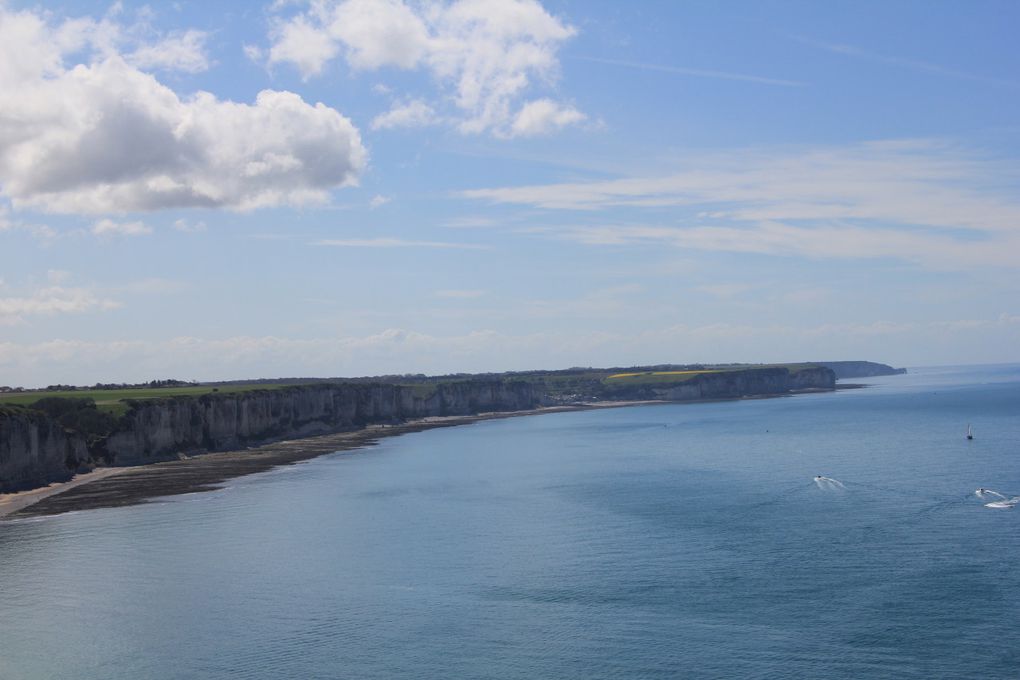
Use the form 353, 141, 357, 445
1, 364, 1018, 679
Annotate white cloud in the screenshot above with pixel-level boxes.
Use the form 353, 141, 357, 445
371, 99, 438, 130
268, 14, 341, 78
463, 140, 1020, 269
243, 44, 264, 62
369, 194, 391, 208
558, 222, 1020, 269
0, 7, 367, 214
463, 140, 1020, 223
510, 98, 585, 137
2, 313, 1018, 386
325, 0, 429, 70
128, 29, 209, 73
312, 237, 487, 249
0, 285, 120, 325
267, 0, 582, 137
92, 218, 153, 236
443, 215, 498, 228
173, 218, 207, 232
0, 205, 58, 240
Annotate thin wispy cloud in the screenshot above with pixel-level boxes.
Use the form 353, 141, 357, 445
557, 222, 1020, 270
435, 289, 487, 299
3, 312, 1018, 385
443, 216, 499, 229
463, 139, 1020, 269
0, 284, 120, 325
793, 36, 1020, 88
312, 238, 488, 250
578, 56, 805, 87
92, 219, 153, 237
173, 219, 207, 233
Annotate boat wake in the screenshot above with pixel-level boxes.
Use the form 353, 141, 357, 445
806, 479, 1015, 511
975, 488, 1018, 509
814, 475, 846, 491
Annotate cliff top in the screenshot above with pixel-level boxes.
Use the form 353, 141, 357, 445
0, 383, 299, 416
0, 360, 901, 416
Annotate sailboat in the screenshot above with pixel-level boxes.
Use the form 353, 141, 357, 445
967, 424, 974, 440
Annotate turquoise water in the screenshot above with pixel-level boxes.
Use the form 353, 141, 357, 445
1, 365, 1018, 678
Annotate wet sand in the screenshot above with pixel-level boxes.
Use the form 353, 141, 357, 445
0, 467, 132, 518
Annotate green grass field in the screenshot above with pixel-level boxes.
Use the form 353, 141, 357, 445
0, 364, 828, 416
603, 364, 822, 386
603, 369, 724, 385
0, 383, 296, 416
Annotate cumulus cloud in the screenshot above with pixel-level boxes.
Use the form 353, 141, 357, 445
128, 29, 210, 73
371, 99, 438, 130
0, 7, 367, 214
510, 98, 585, 137
92, 218, 153, 236
267, 0, 582, 137
268, 14, 341, 77
325, 0, 429, 71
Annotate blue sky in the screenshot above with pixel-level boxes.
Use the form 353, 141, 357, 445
2, 0, 1019, 386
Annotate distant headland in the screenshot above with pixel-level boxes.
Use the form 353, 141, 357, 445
0, 360, 904, 514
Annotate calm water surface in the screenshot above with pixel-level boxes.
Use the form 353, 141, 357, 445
1, 365, 1018, 678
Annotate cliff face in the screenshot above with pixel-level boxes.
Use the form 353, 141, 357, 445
0, 367, 835, 492
0, 409, 90, 492
788, 366, 837, 390
100, 381, 538, 466
603, 366, 835, 401
818, 361, 907, 379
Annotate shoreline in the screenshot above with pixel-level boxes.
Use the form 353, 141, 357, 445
0, 467, 133, 518
1, 403, 614, 519
1, 389, 843, 520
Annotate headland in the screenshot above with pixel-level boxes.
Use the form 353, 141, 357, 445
0, 361, 904, 517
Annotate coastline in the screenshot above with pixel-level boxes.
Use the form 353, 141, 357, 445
1, 389, 839, 520
2, 403, 621, 519
0, 467, 132, 518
